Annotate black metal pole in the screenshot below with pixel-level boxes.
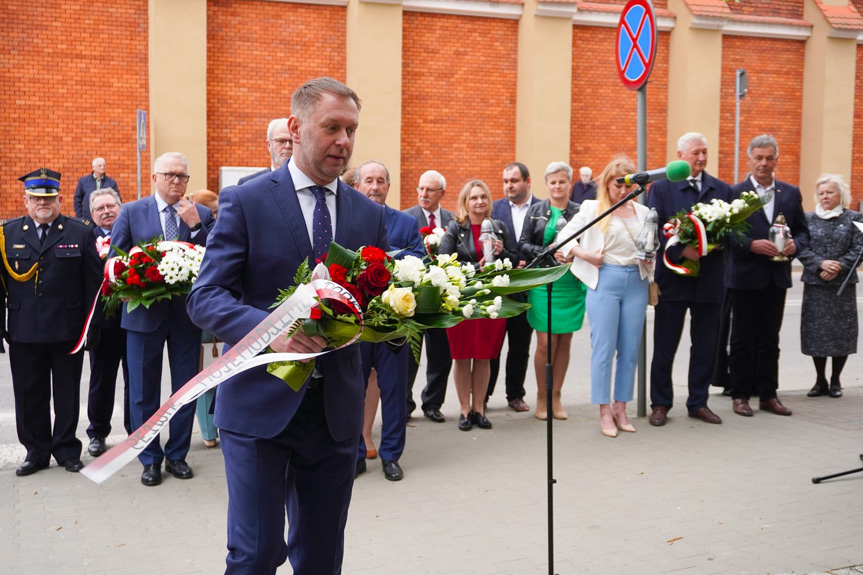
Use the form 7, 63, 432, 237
545, 279, 556, 575
836, 248, 863, 296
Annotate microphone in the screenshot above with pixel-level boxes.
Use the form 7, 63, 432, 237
616, 160, 692, 186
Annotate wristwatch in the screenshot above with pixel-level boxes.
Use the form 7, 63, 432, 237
190, 222, 202, 232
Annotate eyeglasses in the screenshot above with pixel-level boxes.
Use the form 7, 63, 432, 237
27, 196, 57, 204
416, 187, 443, 194
269, 138, 291, 148
157, 172, 191, 183
92, 204, 119, 213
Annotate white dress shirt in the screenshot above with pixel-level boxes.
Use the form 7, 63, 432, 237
749, 175, 775, 223
509, 195, 533, 240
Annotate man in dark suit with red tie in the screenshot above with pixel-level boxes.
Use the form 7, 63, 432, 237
727, 134, 809, 417
111, 151, 214, 486
187, 78, 390, 574
403, 170, 454, 422
488, 161, 540, 412
648, 133, 732, 427
85, 188, 131, 457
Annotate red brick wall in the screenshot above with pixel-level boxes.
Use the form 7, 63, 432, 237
571, 27, 670, 180
207, 0, 346, 192
0, 1, 149, 219
718, 36, 804, 187
400, 13, 518, 211
853, 45, 863, 208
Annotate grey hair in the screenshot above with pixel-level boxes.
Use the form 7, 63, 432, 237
678, 132, 708, 152
544, 161, 573, 181
814, 173, 851, 209
579, 166, 592, 177
748, 134, 779, 158
89, 187, 122, 211
420, 170, 446, 190
354, 160, 390, 184
153, 151, 189, 173
291, 77, 361, 122
92, 157, 105, 169
266, 118, 289, 140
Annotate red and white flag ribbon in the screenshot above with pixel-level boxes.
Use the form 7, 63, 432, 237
662, 213, 707, 275
80, 279, 361, 484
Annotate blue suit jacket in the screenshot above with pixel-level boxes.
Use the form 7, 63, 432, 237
647, 172, 732, 304
74, 174, 120, 219
185, 165, 390, 441
491, 196, 541, 246
110, 195, 214, 332
384, 205, 425, 259
725, 178, 810, 290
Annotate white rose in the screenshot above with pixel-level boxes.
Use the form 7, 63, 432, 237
382, 285, 417, 317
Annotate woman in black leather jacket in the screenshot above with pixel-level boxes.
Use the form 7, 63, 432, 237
439, 180, 518, 431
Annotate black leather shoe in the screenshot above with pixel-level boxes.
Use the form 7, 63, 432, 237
807, 380, 829, 397
472, 411, 492, 429
458, 413, 472, 431
165, 459, 193, 479
829, 383, 843, 398
141, 464, 162, 486
423, 407, 445, 423
15, 460, 49, 477
61, 457, 84, 472
382, 460, 403, 481
88, 437, 107, 457
356, 458, 367, 477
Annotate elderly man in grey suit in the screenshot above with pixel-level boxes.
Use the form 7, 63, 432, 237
404, 170, 454, 422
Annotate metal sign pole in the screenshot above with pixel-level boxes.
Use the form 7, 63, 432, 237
136, 110, 147, 200
733, 69, 747, 184
636, 85, 647, 418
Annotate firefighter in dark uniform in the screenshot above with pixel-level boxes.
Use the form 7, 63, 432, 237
0, 168, 103, 476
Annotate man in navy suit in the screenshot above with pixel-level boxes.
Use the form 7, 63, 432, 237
488, 162, 539, 412
727, 134, 809, 417
187, 78, 389, 575
647, 133, 732, 427
353, 160, 424, 481
570, 166, 597, 203
237, 117, 292, 185
403, 170, 454, 422
85, 188, 131, 457
74, 157, 120, 219
111, 151, 214, 486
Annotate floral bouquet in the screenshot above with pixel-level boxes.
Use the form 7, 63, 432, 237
663, 190, 769, 276
95, 235, 111, 259
267, 241, 568, 390
101, 239, 206, 315
419, 226, 446, 257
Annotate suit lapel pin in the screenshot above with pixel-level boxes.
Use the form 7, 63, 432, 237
58, 224, 64, 230
23, 224, 28, 230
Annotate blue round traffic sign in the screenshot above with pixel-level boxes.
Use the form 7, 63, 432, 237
616, 0, 657, 91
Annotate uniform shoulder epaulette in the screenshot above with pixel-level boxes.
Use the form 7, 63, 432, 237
69, 217, 93, 227
1, 216, 24, 228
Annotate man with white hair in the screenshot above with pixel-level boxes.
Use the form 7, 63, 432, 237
239, 117, 293, 184
647, 132, 732, 427
74, 157, 120, 219
570, 166, 596, 203
110, 151, 215, 486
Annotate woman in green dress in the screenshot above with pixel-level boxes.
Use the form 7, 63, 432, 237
518, 162, 585, 420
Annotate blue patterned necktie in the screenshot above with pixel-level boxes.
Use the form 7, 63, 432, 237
311, 186, 333, 261
164, 204, 178, 240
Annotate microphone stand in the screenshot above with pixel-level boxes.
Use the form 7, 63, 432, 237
525, 183, 648, 575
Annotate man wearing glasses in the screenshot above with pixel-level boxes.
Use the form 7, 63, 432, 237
1, 168, 102, 476
403, 170, 454, 422
110, 152, 215, 486
239, 117, 292, 184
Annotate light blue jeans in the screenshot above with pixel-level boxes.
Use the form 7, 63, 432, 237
586, 264, 648, 404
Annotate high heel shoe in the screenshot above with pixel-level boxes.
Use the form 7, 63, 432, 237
601, 424, 618, 438
612, 412, 636, 433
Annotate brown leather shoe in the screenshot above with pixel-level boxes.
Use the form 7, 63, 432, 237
688, 406, 722, 424
507, 398, 530, 412
648, 406, 668, 426
732, 399, 753, 417
759, 397, 792, 416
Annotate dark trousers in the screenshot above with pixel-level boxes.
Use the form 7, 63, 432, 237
729, 285, 787, 401
650, 301, 721, 412
10, 340, 84, 464
87, 325, 131, 439
126, 319, 199, 466
487, 311, 533, 401
221, 385, 356, 575
407, 327, 451, 413
358, 342, 407, 461
711, 289, 732, 389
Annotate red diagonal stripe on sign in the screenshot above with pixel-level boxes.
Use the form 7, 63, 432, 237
622, 11, 650, 74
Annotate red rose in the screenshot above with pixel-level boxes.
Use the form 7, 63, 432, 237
145, 266, 164, 282
328, 264, 348, 284
356, 262, 391, 297
419, 226, 433, 237
330, 282, 364, 315
360, 246, 388, 264
101, 282, 113, 296
126, 273, 144, 287
309, 306, 322, 320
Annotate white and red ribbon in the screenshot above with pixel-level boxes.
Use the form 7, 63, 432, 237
80, 279, 362, 484
662, 213, 707, 275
